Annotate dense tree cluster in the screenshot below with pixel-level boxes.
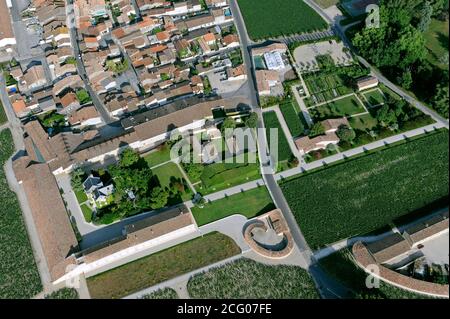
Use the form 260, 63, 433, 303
71, 148, 186, 224
352, 0, 449, 118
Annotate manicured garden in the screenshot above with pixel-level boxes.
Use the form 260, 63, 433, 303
280, 130, 449, 248
194, 152, 261, 195
0, 129, 42, 298
72, 148, 192, 225
144, 143, 172, 168
152, 162, 193, 202
309, 95, 366, 120
191, 186, 275, 226
263, 111, 295, 171
237, 0, 328, 41
348, 113, 379, 131
318, 249, 431, 299
87, 232, 241, 299
303, 72, 354, 107
187, 258, 319, 299
362, 89, 386, 107
340, 98, 436, 151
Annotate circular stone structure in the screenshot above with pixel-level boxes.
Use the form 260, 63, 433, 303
243, 209, 294, 259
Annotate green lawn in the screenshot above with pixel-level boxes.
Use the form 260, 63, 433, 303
319, 249, 431, 299
309, 95, 366, 120
237, 0, 328, 41
424, 18, 449, 70
0, 129, 42, 298
279, 101, 305, 137
75, 89, 92, 105
152, 162, 193, 202
87, 232, 241, 299
195, 152, 261, 195
280, 130, 449, 249
143, 143, 172, 167
75, 189, 88, 203
363, 89, 386, 107
379, 83, 402, 101
80, 204, 93, 223
191, 186, 275, 226
188, 258, 319, 299
348, 113, 379, 131
263, 111, 294, 171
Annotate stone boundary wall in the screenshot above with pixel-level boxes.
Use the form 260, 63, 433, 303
243, 210, 294, 259
352, 242, 449, 299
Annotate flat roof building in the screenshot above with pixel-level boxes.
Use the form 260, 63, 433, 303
264, 51, 285, 70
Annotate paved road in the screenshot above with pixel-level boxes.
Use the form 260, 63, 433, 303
66, 0, 116, 124
292, 85, 314, 127
130, 0, 142, 20
263, 105, 302, 161
230, 0, 314, 257
229, 0, 350, 298
56, 173, 100, 235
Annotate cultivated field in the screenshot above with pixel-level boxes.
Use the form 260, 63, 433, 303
237, 0, 328, 41
188, 258, 319, 299
87, 232, 241, 299
280, 130, 449, 248
0, 129, 42, 298
141, 288, 179, 299
45, 288, 79, 299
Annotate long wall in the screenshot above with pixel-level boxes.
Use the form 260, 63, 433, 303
352, 242, 449, 298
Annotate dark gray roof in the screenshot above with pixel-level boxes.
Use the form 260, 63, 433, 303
83, 175, 102, 192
